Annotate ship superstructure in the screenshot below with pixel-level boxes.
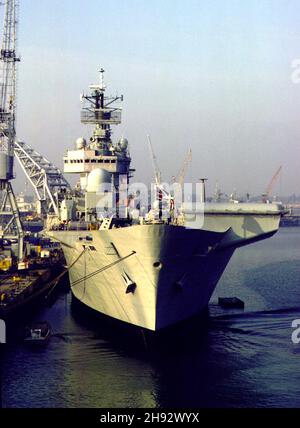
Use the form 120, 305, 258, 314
59, 69, 133, 226
48, 70, 284, 331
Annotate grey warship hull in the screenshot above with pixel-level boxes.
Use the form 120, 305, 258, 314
50, 204, 282, 331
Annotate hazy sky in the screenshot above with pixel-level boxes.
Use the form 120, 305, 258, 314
9, 0, 300, 196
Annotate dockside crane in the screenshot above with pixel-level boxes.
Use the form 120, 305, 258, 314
14, 140, 71, 216
174, 148, 192, 186
262, 165, 283, 203
147, 134, 162, 186
0, 0, 24, 263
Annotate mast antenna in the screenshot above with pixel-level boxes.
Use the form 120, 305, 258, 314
99, 67, 105, 90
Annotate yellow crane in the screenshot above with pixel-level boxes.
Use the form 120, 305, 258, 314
174, 148, 192, 186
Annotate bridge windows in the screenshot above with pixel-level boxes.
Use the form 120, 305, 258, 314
66, 157, 117, 164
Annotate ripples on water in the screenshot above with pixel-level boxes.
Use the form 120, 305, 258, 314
1, 228, 300, 408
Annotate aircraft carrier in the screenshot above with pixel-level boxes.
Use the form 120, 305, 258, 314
47, 70, 284, 331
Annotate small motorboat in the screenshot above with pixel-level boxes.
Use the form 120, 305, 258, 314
23, 322, 51, 346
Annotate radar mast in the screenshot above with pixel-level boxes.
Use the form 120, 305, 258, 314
80, 68, 123, 154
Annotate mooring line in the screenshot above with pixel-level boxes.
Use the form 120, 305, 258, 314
70, 251, 136, 289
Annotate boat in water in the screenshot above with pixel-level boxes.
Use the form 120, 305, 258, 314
48, 70, 285, 331
23, 322, 51, 346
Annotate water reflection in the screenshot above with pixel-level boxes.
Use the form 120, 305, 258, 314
1, 228, 300, 408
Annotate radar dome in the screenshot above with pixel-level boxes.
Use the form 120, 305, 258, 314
75, 137, 87, 150
86, 169, 112, 192
119, 137, 129, 151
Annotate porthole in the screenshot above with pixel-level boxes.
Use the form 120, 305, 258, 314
153, 262, 162, 270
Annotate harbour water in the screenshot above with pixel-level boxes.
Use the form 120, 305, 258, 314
1, 227, 300, 408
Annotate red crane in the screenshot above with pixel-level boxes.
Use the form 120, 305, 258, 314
263, 166, 283, 202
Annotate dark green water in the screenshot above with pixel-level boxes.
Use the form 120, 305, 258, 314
1, 228, 300, 408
